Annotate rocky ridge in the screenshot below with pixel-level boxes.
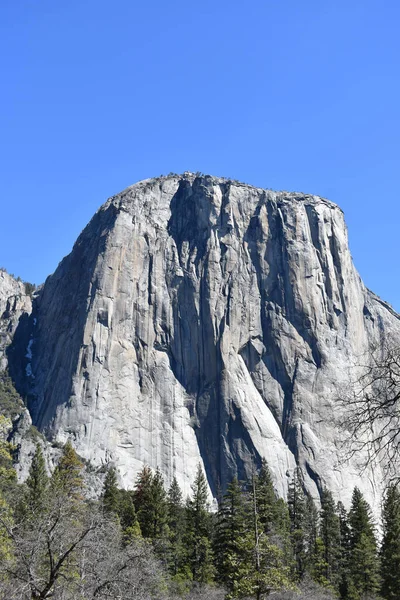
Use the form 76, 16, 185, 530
0, 269, 32, 372
3, 174, 400, 512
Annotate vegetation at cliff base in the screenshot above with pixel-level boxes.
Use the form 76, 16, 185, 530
0, 370, 24, 419
1, 443, 399, 599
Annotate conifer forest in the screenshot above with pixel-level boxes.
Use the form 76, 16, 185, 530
1, 433, 400, 599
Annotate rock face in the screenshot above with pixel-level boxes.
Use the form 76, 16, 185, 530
6, 174, 400, 509
0, 270, 32, 372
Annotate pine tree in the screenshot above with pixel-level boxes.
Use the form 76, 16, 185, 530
185, 464, 214, 584
0, 419, 17, 495
311, 537, 331, 589
303, 494, 319, 574
255, 458, 277, 534
288, 469, 307, 579
213, 477, 250, 593
133, 465, 154, 538
319, 488, 341, 592
102, 465, 141, 539
274, 497, 293, 571
118, 489, 141, 540
381, 484, 400, 600
347, 487, 380, 599
246, 470, 293, 599
150, 467, 168, 539
102, 465, 120, 515
0, 431, 15, 563
337, 500, 351, 598
167, 477, 185, 577
52, 440, 84, 498
133, 466, 168, 541
254, 460, 292, 573
26, 443, 48, 513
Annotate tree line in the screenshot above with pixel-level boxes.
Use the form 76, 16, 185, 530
1, 437, 400, 599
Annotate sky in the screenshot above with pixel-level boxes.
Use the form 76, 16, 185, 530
1, 0, 399, 309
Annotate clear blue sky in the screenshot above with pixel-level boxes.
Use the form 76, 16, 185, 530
1, 1, 399, 310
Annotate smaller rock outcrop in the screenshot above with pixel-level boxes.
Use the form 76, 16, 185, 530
0, 269, 32, 372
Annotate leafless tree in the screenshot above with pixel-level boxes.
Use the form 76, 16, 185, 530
0, 492, 165, 600
268, 575, 335, 599
339, 344, 400, 479
181, 583, 226, 600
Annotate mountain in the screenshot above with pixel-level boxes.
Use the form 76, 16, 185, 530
3, 173, 400, 511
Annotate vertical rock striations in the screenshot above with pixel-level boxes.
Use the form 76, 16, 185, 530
0, 269, 32, 372
7, 174, 400, 509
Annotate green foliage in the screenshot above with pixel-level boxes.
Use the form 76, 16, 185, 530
0, 492, 13, 565
213, 465, 296, 598
25, 443, 48, 514
0, 424, 17, 493
255, 458, 277, 533
288, 468, 307, 578
252, 465, 293, 598
133, 465, 154, 537
23, 281, 36, 296
310, 536, 332, 589
303, 494, 319, 572
51, 440, 84, 498
337, 500, 352, 598
319, 488, 342, 591
0, 371, 24, 419
380, 485, 400, 600
119, 489, 142, 540
102, 466, 141, 540
1, 444, 400, 599
347, 487, 380, 599
184, 463, 214, 584
151, 467, 168, 539
214, 477, 249, 591
167, 476, 186, 577
133, 465, 168, 540
103, 465, 120, 514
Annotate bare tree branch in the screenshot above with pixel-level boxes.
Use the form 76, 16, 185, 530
337, 344, 400, 482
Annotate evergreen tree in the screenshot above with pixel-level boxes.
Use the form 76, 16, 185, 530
337, 500, 351, 598
245, 470, 293, 599
102, 465, 120, 515
255, 458, 277, 534
0, 431, 15, 563
0, 419, 17, 495
118, 489, 141, 540
51, 440, 84, 498
102, 465, 141, 539
319, 488, 341, 592
133, 466, 167, 541
150, 467, 168, 539
185, 464, 214, 584
311, 537, 331, 589
213, 477, 250, 593
303, 494, 319, 574
254, 460, 292, 573
274, 497, 293, 571
25, 443, 48, 514
381, 484, 400, 600
167, 477, 186, 577
133, 465, 154, 538
288, 468, 307, 579
347, 487, 380, 599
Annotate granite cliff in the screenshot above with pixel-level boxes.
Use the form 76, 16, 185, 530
0, 269, 31, 372
3, 174, 400, 511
